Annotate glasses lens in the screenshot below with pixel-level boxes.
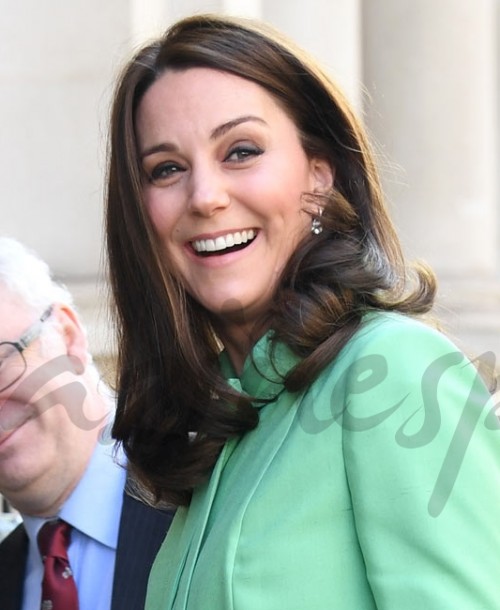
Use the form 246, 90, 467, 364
0, 343, 26, 393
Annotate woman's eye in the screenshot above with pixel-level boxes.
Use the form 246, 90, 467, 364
225, 145, 263, 163
148, 162, 184, 184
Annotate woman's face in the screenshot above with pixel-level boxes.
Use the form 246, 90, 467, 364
135, 67, 332, 338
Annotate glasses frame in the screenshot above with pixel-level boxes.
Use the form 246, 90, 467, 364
0, 306, 53, 393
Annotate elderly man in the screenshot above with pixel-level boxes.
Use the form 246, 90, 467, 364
0, 238, 173, 610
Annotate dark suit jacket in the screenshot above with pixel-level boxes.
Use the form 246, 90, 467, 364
0, 491, 174, 610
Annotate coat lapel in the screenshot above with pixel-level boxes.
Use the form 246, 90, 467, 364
0, 524, 28, 610
111, 489, 174, 610
147, 387, 302, 609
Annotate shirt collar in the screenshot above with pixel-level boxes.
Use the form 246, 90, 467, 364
60, 440, 126, 549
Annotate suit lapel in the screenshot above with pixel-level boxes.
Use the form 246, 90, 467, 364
0, 524, 28, 610
111, 489, 174, 610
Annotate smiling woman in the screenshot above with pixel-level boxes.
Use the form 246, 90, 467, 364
105, 13, 500, 610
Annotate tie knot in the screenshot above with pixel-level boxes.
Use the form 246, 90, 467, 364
37, 520, 72, 560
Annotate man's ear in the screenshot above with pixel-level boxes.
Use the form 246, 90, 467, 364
310, 157, 335, 194
52, 303, 88, 374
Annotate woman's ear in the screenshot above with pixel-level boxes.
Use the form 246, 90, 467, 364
310, 158, 335, 194
52, 303, 89, 374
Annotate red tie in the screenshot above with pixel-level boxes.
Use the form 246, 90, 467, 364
37, 520, 79, 610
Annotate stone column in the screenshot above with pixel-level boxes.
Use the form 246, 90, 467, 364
223, 0, 262, 18
263, 0, 362, 109
162, 0, 225, 23
130, 0, 170, 44
362, 0, 498, 275
0, 0, 131, 277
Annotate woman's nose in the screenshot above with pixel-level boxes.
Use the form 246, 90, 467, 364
188, 166, 230, 217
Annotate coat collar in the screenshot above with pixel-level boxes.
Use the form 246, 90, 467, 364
219, 332, 301, 403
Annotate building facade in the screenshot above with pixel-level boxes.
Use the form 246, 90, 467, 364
0, 0, 499, 358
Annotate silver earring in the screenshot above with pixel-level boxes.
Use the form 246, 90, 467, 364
311, 216, 323, 235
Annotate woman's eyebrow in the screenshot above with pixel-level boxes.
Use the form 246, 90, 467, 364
140, 142, 178, 160
210, 115, 267, 141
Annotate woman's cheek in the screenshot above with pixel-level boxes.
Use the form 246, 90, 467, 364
144, 194, 173, 234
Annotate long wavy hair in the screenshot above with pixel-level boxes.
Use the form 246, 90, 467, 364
106, 14, 436, 506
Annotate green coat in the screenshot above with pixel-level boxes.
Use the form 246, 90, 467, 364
146, 313, 500, 609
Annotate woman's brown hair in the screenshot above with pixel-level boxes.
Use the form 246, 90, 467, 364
106, 14, 436, 506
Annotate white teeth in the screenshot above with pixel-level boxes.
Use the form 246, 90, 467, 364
192, 229, 256, 253
215, 236, 226, 250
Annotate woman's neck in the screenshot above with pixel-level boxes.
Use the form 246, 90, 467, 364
214, 317, 269, 376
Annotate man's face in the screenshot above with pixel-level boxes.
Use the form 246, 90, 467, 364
0, 288, 102, 515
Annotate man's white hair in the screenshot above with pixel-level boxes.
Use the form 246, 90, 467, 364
0, 237, 73, 312
0, 237, 107, 388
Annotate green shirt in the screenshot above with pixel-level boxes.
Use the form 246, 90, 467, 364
146, 312, 500, 609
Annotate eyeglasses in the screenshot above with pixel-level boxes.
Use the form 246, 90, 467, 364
0, 306, 53, 393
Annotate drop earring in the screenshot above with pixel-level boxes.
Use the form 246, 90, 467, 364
311, 215, 323, 235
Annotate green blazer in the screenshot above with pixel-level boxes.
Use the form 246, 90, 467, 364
146, 313, 500, 609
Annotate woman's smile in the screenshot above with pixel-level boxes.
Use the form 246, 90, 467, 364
190, 228, 258, 256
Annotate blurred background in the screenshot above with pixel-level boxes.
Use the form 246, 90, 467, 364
0, 0, 499, 370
